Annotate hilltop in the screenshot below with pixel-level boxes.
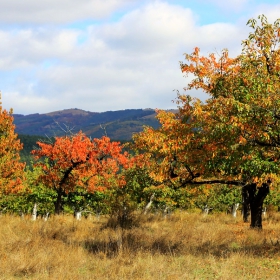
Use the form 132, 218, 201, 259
13, 108, 172, 140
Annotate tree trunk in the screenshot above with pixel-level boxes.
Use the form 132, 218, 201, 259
243, 182, 270, 229
43, 212, 50, 221
74, 209, 82, 220
202, 205, 212, 215
231, 203, 239, 218
31, 203, 37, 221
54, 188, 63, 215
54, 164, 77, 215
163, 206, 170, 219
143, 193, 155, 215
262, 207, 267, 218
242, 186, 250, 222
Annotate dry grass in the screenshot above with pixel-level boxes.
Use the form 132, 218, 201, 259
0, 212, 280, 279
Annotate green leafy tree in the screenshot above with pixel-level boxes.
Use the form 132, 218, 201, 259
24, 164, 56, 216
104, 163, 155, 227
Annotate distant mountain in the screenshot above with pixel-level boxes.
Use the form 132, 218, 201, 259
13, 108, 169, 140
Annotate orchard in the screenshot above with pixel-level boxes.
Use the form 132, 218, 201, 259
1, 15, 280, 230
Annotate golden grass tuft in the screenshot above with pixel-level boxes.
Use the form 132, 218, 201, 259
0, 212, 280, 279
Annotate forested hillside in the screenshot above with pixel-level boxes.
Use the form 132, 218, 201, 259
18, 134, 53, 165
13, 108, 163, 140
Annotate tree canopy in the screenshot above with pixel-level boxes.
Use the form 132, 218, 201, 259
133, 15, 280, 228
0, 95, 25, 194
31, 132, 131, 214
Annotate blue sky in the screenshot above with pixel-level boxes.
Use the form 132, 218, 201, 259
0, 0, 279, 115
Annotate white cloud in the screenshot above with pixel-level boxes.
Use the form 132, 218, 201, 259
3, 91, 54, 114
0, 28, 83, 70
0, 0, 136, 24
0, 1, 278, 115
1, 2, 242, 114
98, 2, 196, 52
253, 4, 280, 22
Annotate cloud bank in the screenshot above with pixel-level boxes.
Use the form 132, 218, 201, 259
0, 0, 278, 114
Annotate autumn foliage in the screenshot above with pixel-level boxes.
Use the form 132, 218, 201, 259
32, 132, 130, 214
133, 15, 280, 228
1, 15, 280, 231
0, 96, 25, 194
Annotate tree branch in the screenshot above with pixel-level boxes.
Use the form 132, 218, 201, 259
180, 178, 244, 187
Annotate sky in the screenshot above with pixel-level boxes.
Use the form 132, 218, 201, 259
0, 0, 279, 115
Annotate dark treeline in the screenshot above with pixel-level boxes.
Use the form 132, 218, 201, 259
18, 134, 54, 166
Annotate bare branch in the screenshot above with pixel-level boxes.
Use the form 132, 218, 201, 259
99, 124, 108, 137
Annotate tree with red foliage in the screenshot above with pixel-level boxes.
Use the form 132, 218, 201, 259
32, 132, 130, 214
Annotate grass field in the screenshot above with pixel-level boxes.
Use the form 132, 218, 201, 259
0, 211, 280, 279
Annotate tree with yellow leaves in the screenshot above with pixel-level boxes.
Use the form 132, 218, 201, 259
133, 15, 280, 229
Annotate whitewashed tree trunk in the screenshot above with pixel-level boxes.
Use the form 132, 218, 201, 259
143, 193, 155, 215
31, 203, 38, 221
262, 207, 267, 218
231, 203, 239, 218
75, 211, 82, 221
202, 205, 212, 215
163, 206, 170, 219
43, 212, 49, 221
95, 212, 100, 221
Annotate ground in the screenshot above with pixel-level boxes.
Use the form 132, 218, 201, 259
0, 211, 280, 279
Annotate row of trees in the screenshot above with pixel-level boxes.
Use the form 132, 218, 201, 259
0, 15, 280, 229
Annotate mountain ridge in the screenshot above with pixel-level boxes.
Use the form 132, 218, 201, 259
13, 108, 172, 140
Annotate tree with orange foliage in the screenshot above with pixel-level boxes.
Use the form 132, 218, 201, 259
0, 94, 25, 195
133, 15, 280, 229
32, 132, 129, 214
